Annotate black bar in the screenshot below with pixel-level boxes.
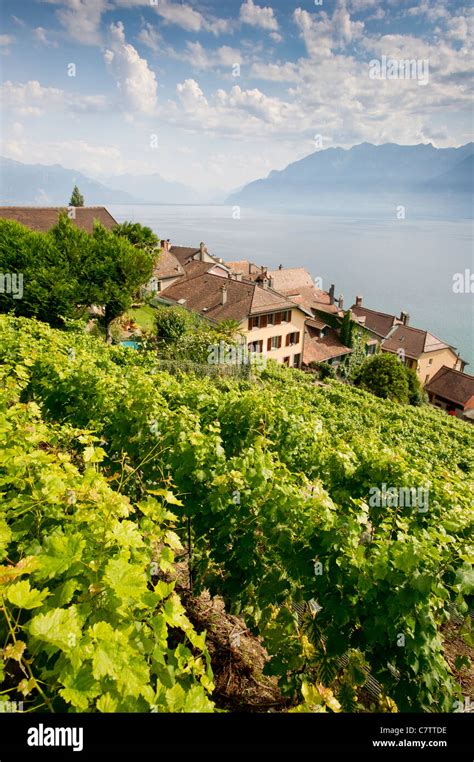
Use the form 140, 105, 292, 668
0, 712, 471, 759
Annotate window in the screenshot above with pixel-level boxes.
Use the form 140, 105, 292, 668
248, 316, 260, 330
286, 331, 300, 347
425, 374, 430, 383
267, 336, 282, 351
428, 358, 433, 365
283, 356, 290, 366
248, 339, 263, 354
293, 353, 301, 368
267, 313, 274, 326
282, 310, 291, 323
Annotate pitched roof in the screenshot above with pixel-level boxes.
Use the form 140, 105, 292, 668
266, 268, 339, 315
162, 271, 302, 323
0, 206, 118, 233
268, 267, 314, 292
154, 248, 185, 280
226, 260, 263, 279
425, 366, 474, 407
351, 304, 400, 338
382, 324, 454, 359
303, 325, 352, 364
169, 245, 201, 266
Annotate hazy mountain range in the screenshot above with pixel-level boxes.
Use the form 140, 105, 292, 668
1, 143, 472, 209
227, 142, 474, 206
0, 157, 200, 205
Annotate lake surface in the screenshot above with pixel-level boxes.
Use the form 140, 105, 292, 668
108, 203, 474, 367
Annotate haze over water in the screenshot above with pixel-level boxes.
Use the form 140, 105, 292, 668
109, 202, 474, 367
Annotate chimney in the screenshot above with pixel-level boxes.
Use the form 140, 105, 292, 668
338, 293, 344, 310
199, 242, 207, 261
160, 239, 170, 253
355, 295, 363, 307
329, 284, 335, 305
400, 311, 410, 326
220, 284, 228, 305
235, 273, 242, 282
279, 264, 283, 270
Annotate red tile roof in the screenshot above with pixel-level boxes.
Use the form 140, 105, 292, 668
161, 271, 303, 323
303, 325, 352, 364
0, 206, 118, 233
425, 366, 474, 407
350, 304, 401, 338
382, 324, 454, 360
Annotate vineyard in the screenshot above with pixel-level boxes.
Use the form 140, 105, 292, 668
0, 315, 472, 713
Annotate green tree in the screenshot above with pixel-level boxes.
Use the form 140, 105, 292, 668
406, 367, 426, 406
0, 219, 80, 326
69, 185, 84, 207
155, 305, 200, 343
340, 310, 353, 348
84, 223, 155, 343
354, 352, 410, 403
113, 221, 159, 253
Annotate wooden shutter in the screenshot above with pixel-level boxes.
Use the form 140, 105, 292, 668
275, 312, 282, 325
260, 314, 268, 329
259, 340, 263, 352
278, 336, 282, 348
295, 332, 300, 344
267, 337, 271, 351
286, 334, 291, 346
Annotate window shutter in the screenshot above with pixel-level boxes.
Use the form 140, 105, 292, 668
267, 337, 271, 351
259, 340, 263, 352
278, 336, 282, 348
275, 312, 281, 325
295, 332, 300, 344
261, 314, 268, 328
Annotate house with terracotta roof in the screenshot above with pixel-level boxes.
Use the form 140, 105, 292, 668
149, 239, 228, 293
381, 324, 466, 386
226, 261, 341, 317
425, 366, 474, 422
350, 296, 407, 355
0, 206, 118, 233
303, 318, 353, 366
154, 268, 310, 368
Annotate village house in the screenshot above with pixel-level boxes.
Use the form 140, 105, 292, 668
350, 296, 406, 355
148, 240, 227, 293
425, 366, 474, 422
154, 266, 310, 368
350, 296, 467, 385
381, 324, 466, 386
0, 206, 118, 233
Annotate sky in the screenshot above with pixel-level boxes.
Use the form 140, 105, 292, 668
0, 0, 472, 193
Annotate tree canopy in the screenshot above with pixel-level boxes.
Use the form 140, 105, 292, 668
0, 214, 155, 340
69, 185, 84, 207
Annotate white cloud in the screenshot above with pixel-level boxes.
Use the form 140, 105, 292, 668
1, 80, 107, 116
34, 27, 58, 47
104, 22, 158, 114
294, 1, 364, 59
137, 22, 162, 53
0, 34, 15, 54
250, 61, 300, 82
240, 0, 279, 32
153, 0, 205, 32
53, 0, 108, 45
176, 78, 209, 111
173, 41, 241, 71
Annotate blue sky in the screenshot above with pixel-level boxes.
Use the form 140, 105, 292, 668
1, 0, 472, 192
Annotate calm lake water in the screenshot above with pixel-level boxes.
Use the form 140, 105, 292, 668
108, 203, 474, 367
